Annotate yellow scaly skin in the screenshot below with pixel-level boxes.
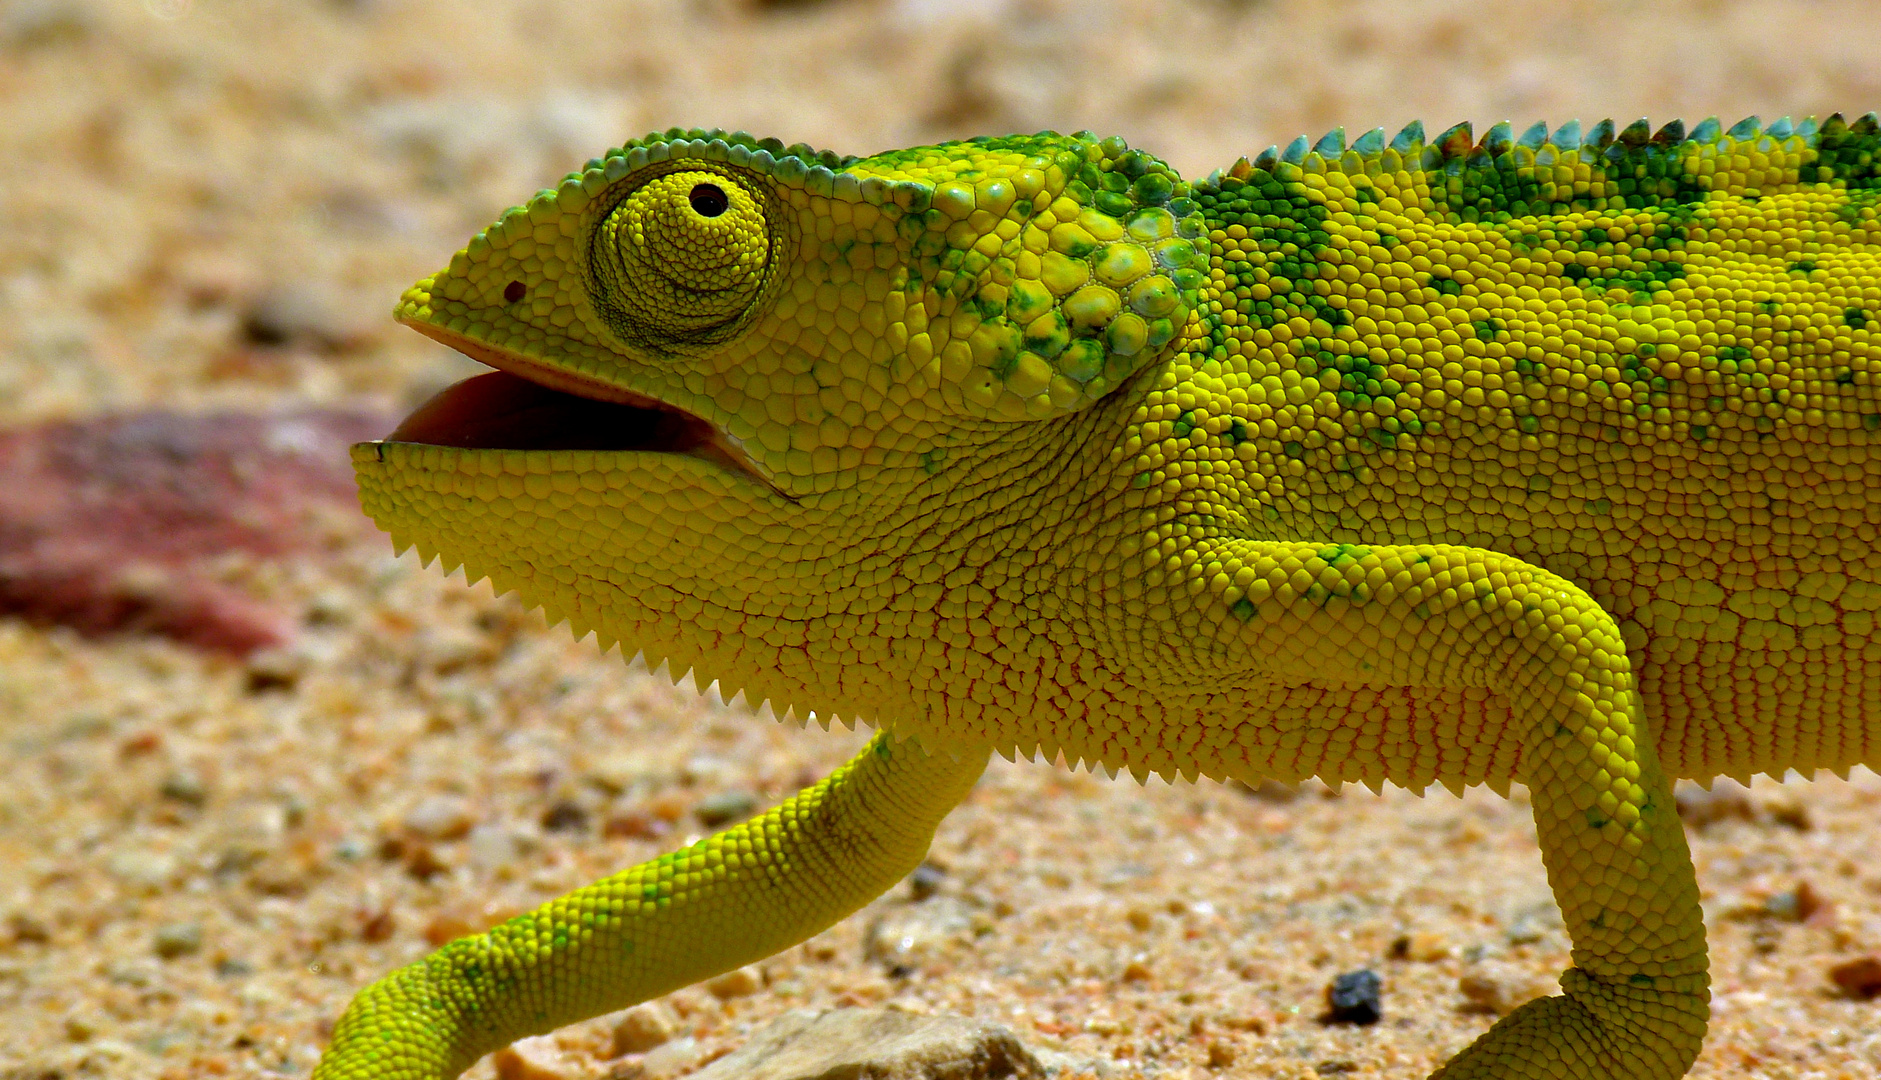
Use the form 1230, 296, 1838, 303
319, 115, 1881, 1078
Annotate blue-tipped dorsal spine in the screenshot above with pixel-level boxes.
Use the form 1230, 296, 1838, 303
1483, 121, 1513, 155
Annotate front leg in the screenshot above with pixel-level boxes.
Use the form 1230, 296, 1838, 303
1212, 540, 1708, 1079
312, 731, 989, 1080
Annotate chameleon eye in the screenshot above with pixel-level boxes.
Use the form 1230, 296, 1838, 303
590, 169, 781, 349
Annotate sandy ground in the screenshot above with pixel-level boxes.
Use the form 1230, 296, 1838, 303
3, 1, 1881, 1077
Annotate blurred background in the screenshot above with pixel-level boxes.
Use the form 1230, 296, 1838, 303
4, 2, 1881, 1078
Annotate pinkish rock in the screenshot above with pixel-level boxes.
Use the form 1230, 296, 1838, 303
0, 408, 391, 652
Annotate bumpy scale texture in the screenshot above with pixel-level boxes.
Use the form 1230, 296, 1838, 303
319, 115, 1881, 1080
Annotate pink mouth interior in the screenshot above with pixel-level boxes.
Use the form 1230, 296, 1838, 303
390, 371, 717, 454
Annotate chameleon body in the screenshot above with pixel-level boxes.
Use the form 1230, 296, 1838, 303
319, 114, 1881, 1079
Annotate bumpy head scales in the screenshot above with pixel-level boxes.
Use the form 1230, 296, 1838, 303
851, 132, 1210, 417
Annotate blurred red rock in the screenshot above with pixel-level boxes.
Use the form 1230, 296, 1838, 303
0, 408, 392, 653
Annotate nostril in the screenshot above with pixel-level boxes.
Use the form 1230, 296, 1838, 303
504, 280, 527, 303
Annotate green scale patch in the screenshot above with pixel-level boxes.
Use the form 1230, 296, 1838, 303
1184, 110, 1881, 416
1189, 112, 1881, 331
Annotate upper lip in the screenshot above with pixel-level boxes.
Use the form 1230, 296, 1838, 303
389, 318, 781, 495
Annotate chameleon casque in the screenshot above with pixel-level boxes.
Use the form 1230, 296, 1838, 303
317, 113, 1881, 1079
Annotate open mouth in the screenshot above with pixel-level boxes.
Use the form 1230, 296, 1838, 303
391, 370, 718, 454
386, 322, 773, 490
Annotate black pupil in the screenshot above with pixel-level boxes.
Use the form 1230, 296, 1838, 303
689, 184, 729, 218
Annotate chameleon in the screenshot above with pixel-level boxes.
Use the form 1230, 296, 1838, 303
316, 112, 1881, 1079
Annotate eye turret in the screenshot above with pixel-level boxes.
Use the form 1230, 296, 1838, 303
590, 168, 779, 349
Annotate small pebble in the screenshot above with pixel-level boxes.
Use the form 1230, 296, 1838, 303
1324, 969, 1382, 1025
402, 842, 451, 881
1750, 923, 1784, 955
705, 965, 763, 999
240, 284, 372, 353
540, 801, 588, 833
1457, 961, 1553, 1015
2, 0, 97, 50
159, 771, 208, 807
602, 811, 671, 840
866, 895, 976, 970
582, 754, 646, 798
908, 861, 947, 901
152, 922, 202, 959
693, 790, 758, 828
241, 850, 306, 896
465, 823, 522, 872
1829, 956, 1881, 999
415, 625, 494, 674
358, 905, 396, 943
1391, 930, 1450, 962
8, 913, 51, 944
646, 791, 690, 823
244, 646, 308, 693
1673, 778, 1755, 828
680, 754, 732, 787
1763, 789, 1813, 830
1504, 915, 1545, 945
304, 587, 354, 627
423, 903, 519, 947
1206, 1038, 1237, 1067
403, 794, 476, 841
1764, 881, 1830, 923
611, 1003, 677, 1055
492, 1034, 582, 1080
1235, 778, 1300, 803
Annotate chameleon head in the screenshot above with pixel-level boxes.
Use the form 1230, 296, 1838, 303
357, 128, 1205, 719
